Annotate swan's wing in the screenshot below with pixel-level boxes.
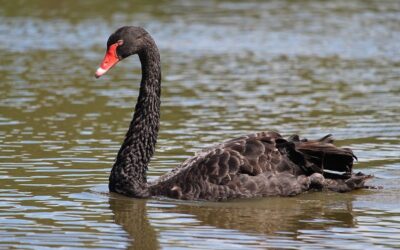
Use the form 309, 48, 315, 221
155, 131, 284, 182
152, 131, 294, 199
180, 131, 285, 179
214, 131, 285, 176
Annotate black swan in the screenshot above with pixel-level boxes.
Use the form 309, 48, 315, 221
95, 26, 373, 201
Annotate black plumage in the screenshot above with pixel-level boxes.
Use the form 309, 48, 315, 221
96, 26, 373, 201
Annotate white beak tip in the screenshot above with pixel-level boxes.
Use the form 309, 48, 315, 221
95, 67, 107, 78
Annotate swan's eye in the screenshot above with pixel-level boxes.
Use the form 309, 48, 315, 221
117, 40, 124, 46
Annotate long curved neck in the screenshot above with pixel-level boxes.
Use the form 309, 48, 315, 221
109, 36, 161, 197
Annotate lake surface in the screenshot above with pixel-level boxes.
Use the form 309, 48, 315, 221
1, 0, 400, 249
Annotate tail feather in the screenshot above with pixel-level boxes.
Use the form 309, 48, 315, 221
317, 134, 334, 143
294, 135, 356, 175
278, 134, 375, 192
280, 134, 375, 192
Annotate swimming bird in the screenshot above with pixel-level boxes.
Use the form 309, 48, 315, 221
95, 26, 372, 201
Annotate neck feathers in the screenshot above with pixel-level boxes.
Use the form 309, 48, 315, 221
109, 35, 161, 197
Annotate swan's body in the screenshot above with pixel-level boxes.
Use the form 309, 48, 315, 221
95, 26, 372, 201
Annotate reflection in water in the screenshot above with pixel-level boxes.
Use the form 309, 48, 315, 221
109, 193, 358, 249
174, 199, 355, 234
109, 196, 159, 250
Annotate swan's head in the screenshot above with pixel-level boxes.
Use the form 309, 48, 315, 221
95, 26, 149, 78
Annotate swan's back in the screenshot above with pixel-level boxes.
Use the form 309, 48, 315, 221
150, 131, 371, 201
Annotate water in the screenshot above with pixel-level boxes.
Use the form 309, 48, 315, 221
1, 0, 399, 249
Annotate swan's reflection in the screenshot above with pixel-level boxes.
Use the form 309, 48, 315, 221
109, 196, 159, 250
109, 192, 357, 249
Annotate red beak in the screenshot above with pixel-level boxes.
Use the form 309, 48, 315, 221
95, 43, 120, 78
